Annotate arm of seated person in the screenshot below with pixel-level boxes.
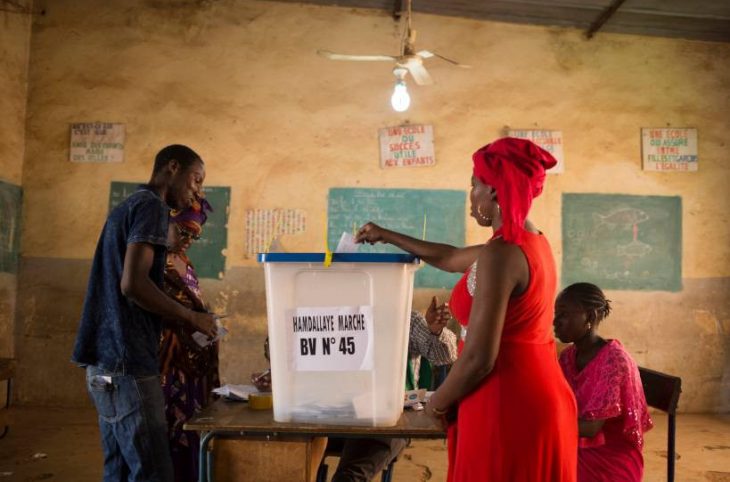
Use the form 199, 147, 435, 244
579, 418, 606, 438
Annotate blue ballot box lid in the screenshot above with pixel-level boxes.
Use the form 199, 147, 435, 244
257, 252, 419, 264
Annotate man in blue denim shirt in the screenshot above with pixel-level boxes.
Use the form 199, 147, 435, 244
72, 145, 217, 482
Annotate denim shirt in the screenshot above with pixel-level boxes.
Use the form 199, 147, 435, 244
72, 187, 170, 376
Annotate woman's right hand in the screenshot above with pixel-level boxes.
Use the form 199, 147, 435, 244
355, 222, 388, 245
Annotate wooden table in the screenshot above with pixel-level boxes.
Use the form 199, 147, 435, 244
185, 399, 446, 482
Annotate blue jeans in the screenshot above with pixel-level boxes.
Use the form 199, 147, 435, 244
86, 366, 173, 482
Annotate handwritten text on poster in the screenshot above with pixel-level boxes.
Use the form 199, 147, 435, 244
245, 208, 306, 257
70, 122, 125, 163
641, 128, 698, 172
379, 124, 435, 168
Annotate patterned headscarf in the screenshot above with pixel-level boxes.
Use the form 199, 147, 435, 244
171, 194, 213, 237
472, 137, 557, 245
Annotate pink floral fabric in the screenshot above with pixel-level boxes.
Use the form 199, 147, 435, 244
559, 340, 653, 450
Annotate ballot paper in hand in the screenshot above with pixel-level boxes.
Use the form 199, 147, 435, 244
336, 232, 360, 253
192, 316, 229, 348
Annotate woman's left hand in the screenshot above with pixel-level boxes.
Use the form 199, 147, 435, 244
424, 398, 450, 431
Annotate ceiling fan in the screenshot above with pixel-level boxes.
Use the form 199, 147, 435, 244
316, 0, 470, 88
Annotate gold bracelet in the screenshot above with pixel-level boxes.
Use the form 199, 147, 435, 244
431, 406, 449, 416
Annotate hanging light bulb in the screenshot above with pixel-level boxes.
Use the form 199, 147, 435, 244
390, 79, 411, 112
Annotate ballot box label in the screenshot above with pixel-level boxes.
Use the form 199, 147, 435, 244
286, 306, 374, 371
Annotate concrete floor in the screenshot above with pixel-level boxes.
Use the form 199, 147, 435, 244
1, 406, 729, 481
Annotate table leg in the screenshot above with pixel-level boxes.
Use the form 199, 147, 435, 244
199, 431, 217, 482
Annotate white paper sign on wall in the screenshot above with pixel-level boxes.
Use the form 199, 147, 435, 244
379, 124, 435, 168
245, 208, 307, 257
287, 306, 374, 372
507, 129, 564, 174
69, 122, 125, 163
641, 128, 698, 172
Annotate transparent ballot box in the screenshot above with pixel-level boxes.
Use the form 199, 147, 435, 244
258, 253, 419, 426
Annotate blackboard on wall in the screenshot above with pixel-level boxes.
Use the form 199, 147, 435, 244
0, 180, 22, 274
562, 193, 682, 291
327, 188, 466, 289
109, 182, 230, 279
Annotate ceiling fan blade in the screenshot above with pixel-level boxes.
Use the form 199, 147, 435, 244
431, 52, 472, 68
317, 50, 397, 62
406, 60, 433, 86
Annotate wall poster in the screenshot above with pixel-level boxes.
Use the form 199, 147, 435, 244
70, 122, 125, 163
378, 124, 435, 168
246, 208, 306, 257
641, 128, 698, 172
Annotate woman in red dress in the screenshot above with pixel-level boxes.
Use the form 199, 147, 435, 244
356, 137, 577, 481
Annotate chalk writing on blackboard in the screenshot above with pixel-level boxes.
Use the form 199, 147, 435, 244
562, 193, 682, 291
328, 188, 466, 289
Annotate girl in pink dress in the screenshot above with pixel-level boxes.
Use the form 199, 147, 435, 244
554, 282, 653, 482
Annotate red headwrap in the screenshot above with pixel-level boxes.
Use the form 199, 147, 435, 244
472, 137, 557, 245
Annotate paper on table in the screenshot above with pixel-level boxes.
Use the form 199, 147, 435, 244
335, 232, 360, 253
192, 317, 229, 348
404, 389, 427, 408
212, 384, 259, 401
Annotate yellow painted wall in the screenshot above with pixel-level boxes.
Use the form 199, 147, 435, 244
0, 7, 30, 186
14, 0, 730, 411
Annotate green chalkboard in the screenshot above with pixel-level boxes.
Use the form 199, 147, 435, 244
0, 180, 22, 274
562, 193, 682, 291
109, 182, 230, 279
328, 188, 466, 289
108, 181, 141, 210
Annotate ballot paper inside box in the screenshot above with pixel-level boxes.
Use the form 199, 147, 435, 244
258, 252, 420, 427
